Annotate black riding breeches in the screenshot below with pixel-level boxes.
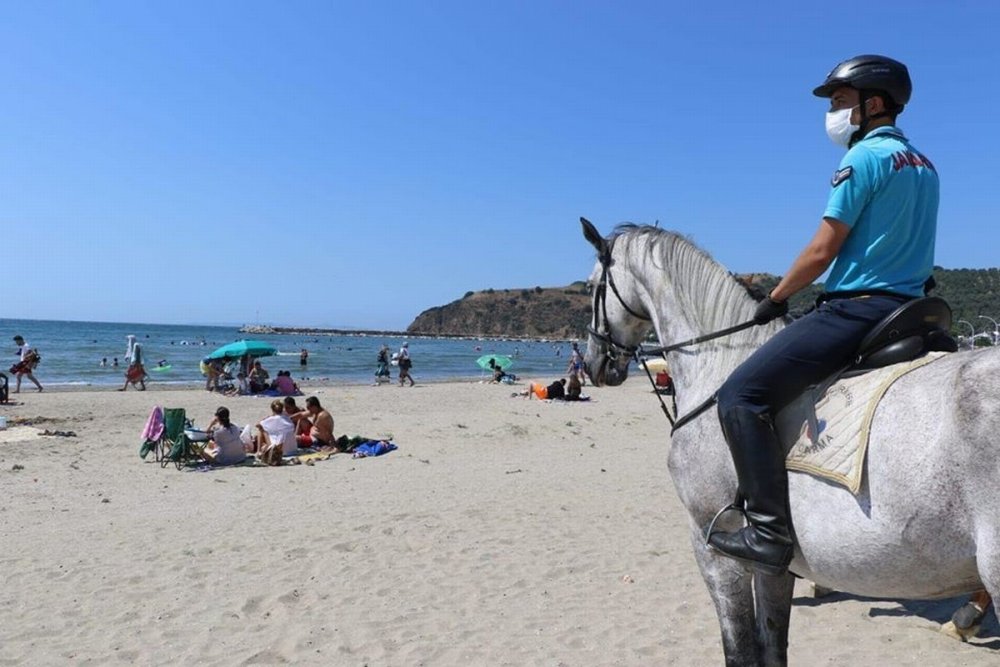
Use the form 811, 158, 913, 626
717, 294, 910, 419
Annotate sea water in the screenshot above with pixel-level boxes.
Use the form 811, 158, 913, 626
0, 318, 579, 388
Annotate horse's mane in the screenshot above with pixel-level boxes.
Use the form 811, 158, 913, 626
609, 223, 765, 333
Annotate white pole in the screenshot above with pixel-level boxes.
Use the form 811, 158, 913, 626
977, 316, 999, 345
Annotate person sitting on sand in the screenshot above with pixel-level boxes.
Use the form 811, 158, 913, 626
545, 378, 566, 400
283, 396, 305, 430
249, 360, 270, 394
201, 406, 247, 466
254, 399, 296, 463
293, 396, 335, 449
490, 361, 507, 383
224, 371, 249, 397
270, 370, 299, 396
566, 372, 582, 401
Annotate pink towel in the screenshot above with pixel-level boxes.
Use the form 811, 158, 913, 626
141, 405, 164, 441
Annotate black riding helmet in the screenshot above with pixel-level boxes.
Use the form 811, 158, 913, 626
813, 54, 912, 110
814, 55, 911, 146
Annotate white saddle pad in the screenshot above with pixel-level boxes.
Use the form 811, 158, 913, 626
785, 352, 946, 494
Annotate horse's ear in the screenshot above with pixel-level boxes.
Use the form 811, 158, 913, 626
580, 217, 607, 255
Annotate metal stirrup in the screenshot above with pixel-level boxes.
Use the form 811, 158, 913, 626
704, 501, 747, 545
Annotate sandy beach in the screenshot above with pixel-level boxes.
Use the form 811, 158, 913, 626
1, 379, 997, 665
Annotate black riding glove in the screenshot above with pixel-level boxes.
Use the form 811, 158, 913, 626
753, 296, 788, 325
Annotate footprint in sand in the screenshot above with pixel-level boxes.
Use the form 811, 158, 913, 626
241, 596, 263, 614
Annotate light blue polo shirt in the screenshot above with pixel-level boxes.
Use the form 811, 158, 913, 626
823, 126, 939, 297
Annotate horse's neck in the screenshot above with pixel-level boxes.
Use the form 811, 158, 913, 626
628, 239, 780, 413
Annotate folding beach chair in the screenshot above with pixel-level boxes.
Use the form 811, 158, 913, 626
157, 408, 201, 469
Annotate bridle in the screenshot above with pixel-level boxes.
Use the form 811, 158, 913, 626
587, 236, 651, 362
587, 235, 757, 432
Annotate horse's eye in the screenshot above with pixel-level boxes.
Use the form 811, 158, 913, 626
585, 282, 594, 295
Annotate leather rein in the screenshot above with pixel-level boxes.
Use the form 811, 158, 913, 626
588, 241, 756, 432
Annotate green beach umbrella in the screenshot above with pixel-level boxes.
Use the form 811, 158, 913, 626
476, 354, 514, 371
205, 339, 277, 361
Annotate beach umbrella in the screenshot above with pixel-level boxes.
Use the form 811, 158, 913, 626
476, 354, 514, 371
205, 340, 277, 361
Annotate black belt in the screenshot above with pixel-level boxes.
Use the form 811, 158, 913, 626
817, 289, 914, 305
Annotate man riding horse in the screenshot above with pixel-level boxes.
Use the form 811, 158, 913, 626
708, 55, 940, 575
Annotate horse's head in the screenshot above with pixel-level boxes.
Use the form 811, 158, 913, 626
580, 217, 654, 387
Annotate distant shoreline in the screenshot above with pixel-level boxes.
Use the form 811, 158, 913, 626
238, 325, 575, 343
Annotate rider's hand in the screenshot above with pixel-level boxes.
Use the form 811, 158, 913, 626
753, 296, 788, 325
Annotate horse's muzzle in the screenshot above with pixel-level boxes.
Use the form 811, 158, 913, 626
603, 362, 629, 387
585, 357, 628, 387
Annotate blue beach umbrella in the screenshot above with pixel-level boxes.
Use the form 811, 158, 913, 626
205, 339, 277, 361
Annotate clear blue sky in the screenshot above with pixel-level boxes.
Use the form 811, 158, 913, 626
2, 1, 997, 329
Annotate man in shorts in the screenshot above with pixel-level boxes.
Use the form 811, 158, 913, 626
294, 396, 335, 449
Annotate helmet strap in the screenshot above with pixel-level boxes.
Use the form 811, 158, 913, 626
849, 90, 893, 147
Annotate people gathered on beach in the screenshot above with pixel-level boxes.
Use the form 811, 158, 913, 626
270, 370, 299, 396
518, 372, 587, 401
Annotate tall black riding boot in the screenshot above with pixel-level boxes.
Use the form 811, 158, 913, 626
708, 405, 794, 576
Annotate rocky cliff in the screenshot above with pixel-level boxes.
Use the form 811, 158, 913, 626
407, 283, 592, 339
406, 267, 1000, 340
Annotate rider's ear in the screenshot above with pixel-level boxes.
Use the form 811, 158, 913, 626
866, 94, 885, 116
580, 217, 608, 256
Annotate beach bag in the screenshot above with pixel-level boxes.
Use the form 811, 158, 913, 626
259, 443, 283, 466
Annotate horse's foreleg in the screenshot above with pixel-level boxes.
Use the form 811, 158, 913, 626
753, 571, 794, 666
689, 531, 760, 667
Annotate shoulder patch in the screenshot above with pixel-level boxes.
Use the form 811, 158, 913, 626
831, 166, 853, 187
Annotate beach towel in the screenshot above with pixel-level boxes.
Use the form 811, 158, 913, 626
352, 441, 397, 458
125, 335, 135, 365
139, 405, 164, 459
333, 434, 383, 452
259, 388, 303, 398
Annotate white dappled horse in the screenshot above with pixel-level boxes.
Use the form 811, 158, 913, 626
581, 220, 1000, 666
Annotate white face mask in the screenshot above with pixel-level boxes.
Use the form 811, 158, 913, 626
825, 106, 860, 147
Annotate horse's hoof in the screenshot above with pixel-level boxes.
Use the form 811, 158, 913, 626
940, 619, 981, 642
810, 582, 835, 598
